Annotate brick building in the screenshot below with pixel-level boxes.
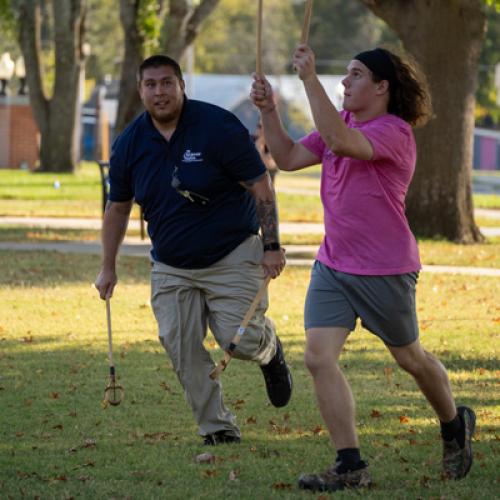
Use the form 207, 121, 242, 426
0, 96, 39, 169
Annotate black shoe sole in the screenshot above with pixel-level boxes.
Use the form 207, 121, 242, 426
457, 405, 476, 479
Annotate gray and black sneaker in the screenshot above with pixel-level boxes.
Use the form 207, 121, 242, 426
203, 430, 241, 446
298, 460, 372, 492
443, 405, 476, 480
260, 336, 292, 407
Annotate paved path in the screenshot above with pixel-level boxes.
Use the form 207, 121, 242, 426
0, 216, 499, 236
1, 215, 499, 276
1, 239, 499, 277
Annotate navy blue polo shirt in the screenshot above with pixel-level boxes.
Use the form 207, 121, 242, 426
109, 98, 266, 268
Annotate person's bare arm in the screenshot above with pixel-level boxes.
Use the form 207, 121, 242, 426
250, 73, 320, 171
94, 199, 134, 299
293, 45, 373, 160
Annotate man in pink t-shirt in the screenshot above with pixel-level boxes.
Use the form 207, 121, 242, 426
251, 46, 475, 492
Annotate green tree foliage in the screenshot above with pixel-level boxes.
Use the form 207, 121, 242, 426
0, 0, 19, 54
292, 0, 398, 73
193, 0, 401, 75
194, 0, 297, 74
476, 4, 500, 126
85, 0, 123, 81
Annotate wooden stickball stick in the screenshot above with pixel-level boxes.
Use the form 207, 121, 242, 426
300, 0, 314, 45
209, 276, 271, 380
256, 0, 263, 75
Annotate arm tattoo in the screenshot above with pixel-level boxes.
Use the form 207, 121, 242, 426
255, 199, 279, 245
242, 172, 266, 189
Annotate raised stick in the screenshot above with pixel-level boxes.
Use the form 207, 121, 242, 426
300, 0, 313, 45
209, 276, 271, 380
256, 0, 263, 75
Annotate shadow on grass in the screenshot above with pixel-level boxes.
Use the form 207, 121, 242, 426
1, 339, 497, 499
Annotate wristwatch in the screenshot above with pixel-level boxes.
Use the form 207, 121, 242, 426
263, 242, 281, 252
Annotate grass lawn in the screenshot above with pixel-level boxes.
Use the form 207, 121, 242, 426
1, 164, 499, 220
2, 226, 500, 269
0, 251, 498, 498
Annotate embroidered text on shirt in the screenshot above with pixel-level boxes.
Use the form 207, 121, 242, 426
182, 150, 203, 163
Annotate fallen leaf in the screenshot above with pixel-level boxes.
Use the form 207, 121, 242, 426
195, 452, 215, 464
130, 471, 146, 478
371, 410, 382, 418
312, 425, 323, 435
228, 470, 238, 481
50, 392, 60, 399
399, 415, 409, 424
420, 474, 431, 488
272, 482, 292, 490
246, 416, 257, 424
203, 469, 218, 478
143, 432, 170, 441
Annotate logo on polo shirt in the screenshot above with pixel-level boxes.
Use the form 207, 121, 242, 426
182, 149, 203, 163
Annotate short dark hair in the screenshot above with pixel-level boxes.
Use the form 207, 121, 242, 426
137, 55, 183, 82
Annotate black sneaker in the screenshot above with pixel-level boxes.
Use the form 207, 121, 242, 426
443, 405, 476, 479
203, 430, 241, 446
298, 460, 372, 492
260, 336, 292, 408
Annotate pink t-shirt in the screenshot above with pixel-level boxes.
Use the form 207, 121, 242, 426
300, 111, 421, 275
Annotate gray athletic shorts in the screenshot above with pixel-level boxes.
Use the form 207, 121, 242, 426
304, 260, 419, 347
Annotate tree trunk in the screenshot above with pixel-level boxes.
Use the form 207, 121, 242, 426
163, 0, 220, 60
115, 0, 220, 134
114, 0, 145, 135
361, 0, 486, 242
18, 0, 86, 173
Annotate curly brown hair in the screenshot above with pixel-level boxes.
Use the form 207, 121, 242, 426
371, 49, 432, 128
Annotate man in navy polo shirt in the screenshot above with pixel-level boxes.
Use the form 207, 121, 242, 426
95, 55, 292, 445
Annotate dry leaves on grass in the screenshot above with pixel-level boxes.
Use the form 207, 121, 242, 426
272, 482, 292, 490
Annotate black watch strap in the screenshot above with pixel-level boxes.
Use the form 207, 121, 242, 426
263, 242, 281, 252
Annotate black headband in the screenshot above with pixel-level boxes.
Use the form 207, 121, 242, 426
354, 48, 396, 86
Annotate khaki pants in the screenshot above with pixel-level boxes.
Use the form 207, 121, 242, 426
151, 235, 277, 437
